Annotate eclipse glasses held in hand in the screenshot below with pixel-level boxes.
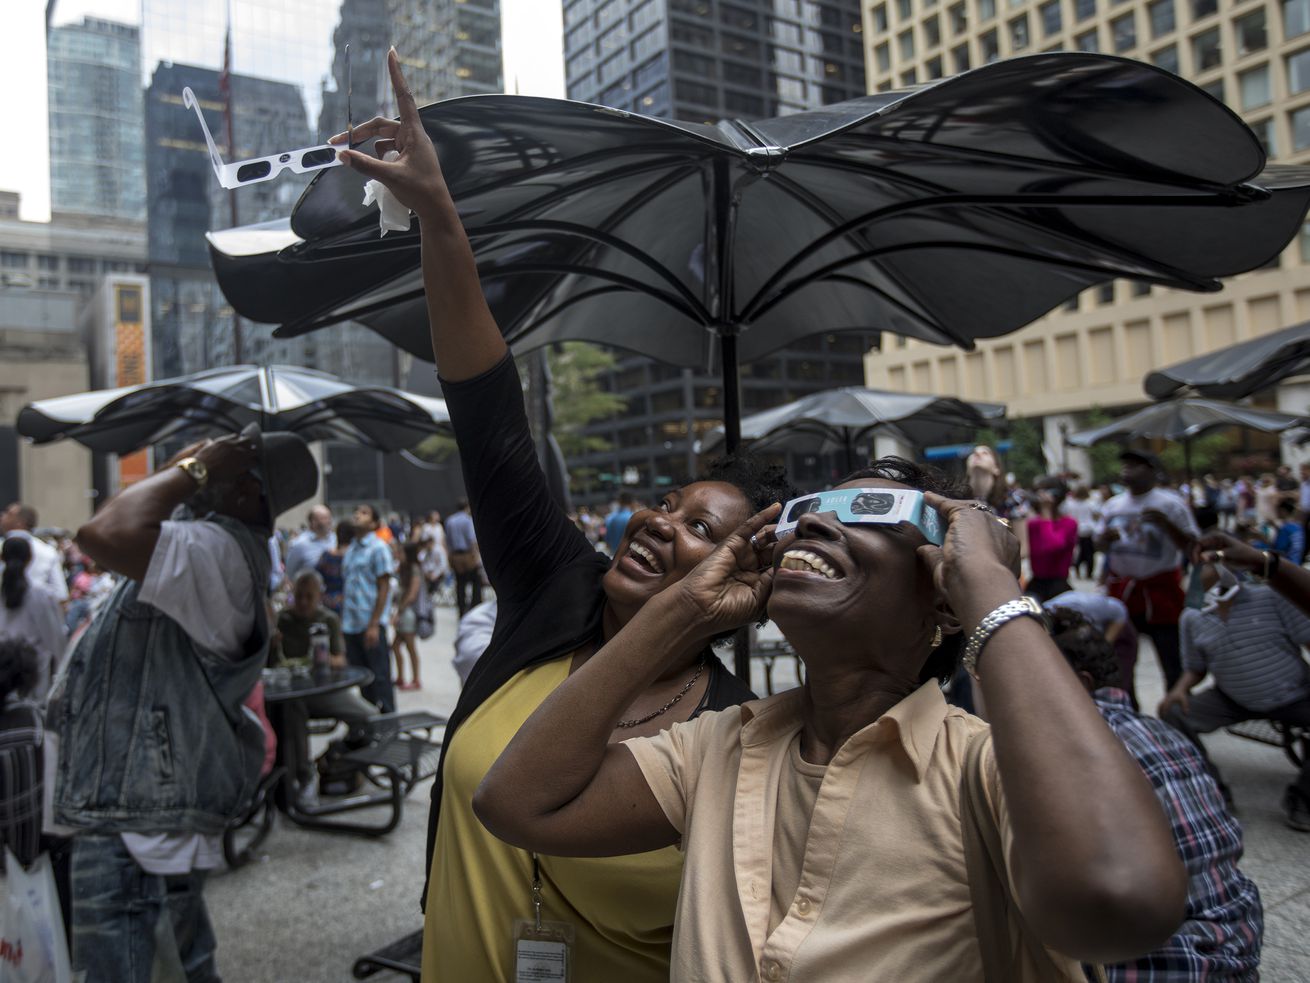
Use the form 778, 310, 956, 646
183, 87, 342, 189
774, 488, 944, 545
183, 42, 357, 190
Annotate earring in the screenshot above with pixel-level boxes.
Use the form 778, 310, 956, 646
930, 625, 943, 649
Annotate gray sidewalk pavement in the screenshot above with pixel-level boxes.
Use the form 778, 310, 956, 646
208, 596, 1310, 981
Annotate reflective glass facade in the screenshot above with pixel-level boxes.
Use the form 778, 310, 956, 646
47, 18, 146, 222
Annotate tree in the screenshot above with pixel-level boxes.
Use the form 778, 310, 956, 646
1080, 407, 1128, 486
545, 342, 628, 458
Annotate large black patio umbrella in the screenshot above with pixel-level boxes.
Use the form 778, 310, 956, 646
208, 53, 1310, 453
1144, 321, 1310, 401
1065, 398, 1305, 481
701, 386, 1005, 471
16, 364, 451, 454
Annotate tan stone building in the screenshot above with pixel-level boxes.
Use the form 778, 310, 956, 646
859, 0, 1310, 475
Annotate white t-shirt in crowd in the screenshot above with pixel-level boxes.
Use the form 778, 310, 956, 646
0, 582, 67, 701
111, 520, 256, 874
1096, 487, 1199, 582
1060, 498, 1098, 537
4, 531, 69, 603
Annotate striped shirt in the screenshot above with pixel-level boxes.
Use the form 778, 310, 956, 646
0, 699, 43, 868
1093, 689, 1262, 981
1180, 584, 1310, 712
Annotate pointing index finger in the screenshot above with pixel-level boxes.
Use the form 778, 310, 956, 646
388, 47, 421, 127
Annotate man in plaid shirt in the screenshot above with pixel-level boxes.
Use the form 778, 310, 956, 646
1051, 610, 1262, 980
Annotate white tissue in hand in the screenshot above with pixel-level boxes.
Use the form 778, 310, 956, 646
361, 150, 412, 235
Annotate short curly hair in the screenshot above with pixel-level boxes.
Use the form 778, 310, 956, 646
1048, 608, 1123, 690
838, 457, 971, 685
694, 453, 800, 513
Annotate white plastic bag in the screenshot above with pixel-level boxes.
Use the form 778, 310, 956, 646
0, 848, 70, 983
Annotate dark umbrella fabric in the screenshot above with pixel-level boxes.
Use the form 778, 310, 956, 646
1143, 321, 1310, 401
17, 365, 451, 455
701, 386, 1004, 469
209, 53, 1310, 450
1065, 399, 1305, 445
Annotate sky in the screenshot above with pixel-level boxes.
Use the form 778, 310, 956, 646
0, 0, 565, 222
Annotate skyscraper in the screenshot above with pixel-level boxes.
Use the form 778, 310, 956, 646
560, 0, 879, 501
46, 16, 146, 222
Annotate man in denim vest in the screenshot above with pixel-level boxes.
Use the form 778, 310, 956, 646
51, 426, 317, 983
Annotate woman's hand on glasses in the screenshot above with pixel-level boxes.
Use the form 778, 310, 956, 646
330, 48, 447, 222
917, 492, 1023, 627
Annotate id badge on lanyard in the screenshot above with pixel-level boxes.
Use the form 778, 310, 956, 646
514, 854, 574, 983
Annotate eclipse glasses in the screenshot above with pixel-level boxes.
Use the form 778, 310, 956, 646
774, 488, 944, 545
184, 43, 355, 189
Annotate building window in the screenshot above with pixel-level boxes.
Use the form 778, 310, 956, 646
1240, 64, 1271, 109
925, 15, 942, 46
1131, 282, 1152, 297
1096, 283, 1115, 304
1192, 28, 1221, 72
1300, 220, 1310, 263
1111, 13, 1136, 51
1075, 0, 1096, 22
1286, 0, 1310, 41
1062, 296, 1080, 312
926, 55, 944, 78
898, 0, 913, 20
1234, 10, 1268, 57
1008, 13, 1029, 50
1148, 0, 1174, 37
899, 29, 915, 59
1190, 0, 1217, 20
0, 251, 28, 269
875, 41, 891, 71
981, 28, 1000, 61
1297, 106, 1310, 152
978, 0, 996, 23
1200, 77, 1223, 102
1289, 48, 1310, 94
67, 256, 97, 273
36, 254, 59, 271
950, 2, 968, 34
952, 42, 972, 71
1076, 28, 1099, 51
1250, 116, 1276, 157
901, 67, 919, 85
1039, 1, 1062, 36
1151, 44, 1179, 72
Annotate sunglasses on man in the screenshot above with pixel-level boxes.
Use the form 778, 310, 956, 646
184, 43, 356, 189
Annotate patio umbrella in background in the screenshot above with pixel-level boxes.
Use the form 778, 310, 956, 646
1143, 320, 1310, 400
1065, 398, 1306, 482
208, 53, 1310, 453
16, 364, 451, 455
701, 386, 1005, 472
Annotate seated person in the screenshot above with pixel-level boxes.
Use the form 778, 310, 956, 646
475, 458, 1186, 980
272, 571, 377, 797
1160, 560, 1310, 831
1049, 610, 1262, 980
1043, 589, 1139, 707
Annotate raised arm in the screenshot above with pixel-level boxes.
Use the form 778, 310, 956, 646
473, 506, 779, 856
1194, 529, 1310, 617
333, 48, 504, 382
921, 493, 1186, 964
76, 435, 257, 583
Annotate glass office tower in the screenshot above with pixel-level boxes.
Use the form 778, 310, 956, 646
47, 17, 146, 222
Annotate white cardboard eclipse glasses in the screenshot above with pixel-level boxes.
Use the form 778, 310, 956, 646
774, 488, 944, 545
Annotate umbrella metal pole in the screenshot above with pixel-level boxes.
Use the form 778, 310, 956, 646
721, 332, 742, 454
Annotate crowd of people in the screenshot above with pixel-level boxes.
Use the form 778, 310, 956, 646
1, 52, 1306, 983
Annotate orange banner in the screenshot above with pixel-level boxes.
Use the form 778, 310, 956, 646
114, 284, 149, 486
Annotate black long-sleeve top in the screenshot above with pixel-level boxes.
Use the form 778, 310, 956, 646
421, 351, 755, 909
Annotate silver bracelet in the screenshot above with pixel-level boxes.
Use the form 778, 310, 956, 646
960, 597, 1044, 682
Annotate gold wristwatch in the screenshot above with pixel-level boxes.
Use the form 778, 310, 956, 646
175, 456, 209, 488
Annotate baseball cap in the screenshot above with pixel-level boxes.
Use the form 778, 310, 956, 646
1118, 448, 1164, 474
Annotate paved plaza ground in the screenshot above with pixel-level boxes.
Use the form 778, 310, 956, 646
200, 589, 1310, 981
